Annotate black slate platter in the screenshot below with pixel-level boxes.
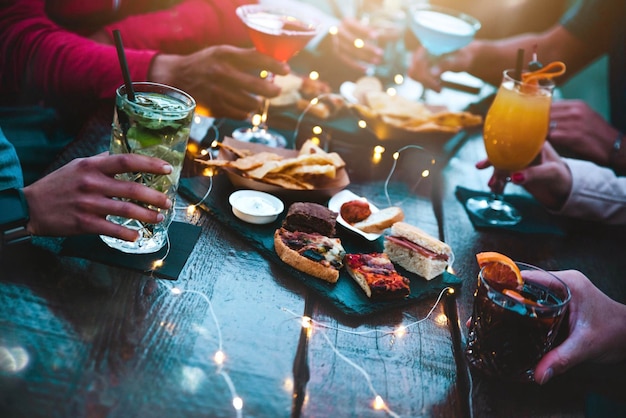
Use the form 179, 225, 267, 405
179, 174, 462, 317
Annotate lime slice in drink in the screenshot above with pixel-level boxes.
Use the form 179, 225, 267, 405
127, 127, 164, 148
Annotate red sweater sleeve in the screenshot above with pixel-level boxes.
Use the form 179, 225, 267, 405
0, 0, 156, 104
101, 0, 255, 54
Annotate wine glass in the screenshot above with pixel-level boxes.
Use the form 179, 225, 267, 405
408, 4, 480, 100
465, 69, 555, 226
232, 4, 320, 148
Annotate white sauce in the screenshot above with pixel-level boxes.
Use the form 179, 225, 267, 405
236, 196, 278, 216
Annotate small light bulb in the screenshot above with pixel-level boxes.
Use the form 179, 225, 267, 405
214, 350, 225, 365
354, 38, 365, 49
187, 205, 196, 215
329, 26, 338, 35
447, 287, 455, 295
421, 169, 430, 178
392, 151, 400, 160
358, 120, 367, 129
301, 316, 312, 329
152, 259, 164, 269
394, 74, 404, 84
374, 145, 385, 154
312, 125, 322, 135
309, 71, 319, 80
373, 395, 386, 410
386, 87, 397, 96
259, 70, 269, 79
394, 325, 407, 338
210, 140, 219, 148
171, 287, 182, 295
232, 396, 243, 410
310, 97, 319, 105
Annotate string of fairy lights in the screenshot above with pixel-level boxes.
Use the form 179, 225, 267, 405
140, 68, 456, 417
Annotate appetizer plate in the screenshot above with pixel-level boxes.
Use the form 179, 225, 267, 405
328, 189, 381, 241
229, 190, 284, 224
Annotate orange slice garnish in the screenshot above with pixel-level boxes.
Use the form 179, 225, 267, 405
520, 61, 566, 93
476, 251, 523, 291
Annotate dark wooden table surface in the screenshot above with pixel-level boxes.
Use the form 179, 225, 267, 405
1, 86, 625, 418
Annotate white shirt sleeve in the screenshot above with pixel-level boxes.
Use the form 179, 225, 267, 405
555, 158, 626, 224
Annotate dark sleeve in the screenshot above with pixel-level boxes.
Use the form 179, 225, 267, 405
560, 0, 624, 50
0, 0, 157, 104
0, 129, 24, 190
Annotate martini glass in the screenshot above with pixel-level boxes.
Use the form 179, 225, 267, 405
408, 4, 480, 100
232, 4, 320, 148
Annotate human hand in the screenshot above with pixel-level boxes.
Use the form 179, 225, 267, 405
331, 17, 383, 74
23, 153, 173, 242
407, 44, 473, 92
150, 45, 290, 120
549, 99, 620, 167
476, 142, 572, 210
534, 270, 626, 385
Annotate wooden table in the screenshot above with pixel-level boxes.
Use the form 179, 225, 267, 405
1, 97, 625, 418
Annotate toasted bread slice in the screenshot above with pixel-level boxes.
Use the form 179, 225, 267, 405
352, 206, 404, 234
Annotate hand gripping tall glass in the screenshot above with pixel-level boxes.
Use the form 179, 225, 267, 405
231, 4, 320, 148
465, 63, 564, 226
100, 82, 196, 254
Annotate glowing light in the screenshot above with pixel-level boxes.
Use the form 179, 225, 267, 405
447, 266, 456, 275
251, 114, 262, 126
283, 378, 294, 392
394, 325, 407, 338
211, 140, 219, 148
373, 395, 386, 410
374, 145, 385, 154
394, 74, 404, 84
194, 115, 202, 124
187, 205, 196, 215
354, 38, 365, 49
301, 316, 312, 329
328, 26, 338, 35
232, 396, 243, 410
214, 350, 226, 365
386, 87, 397, 96
152, 259, 164, 269
358, 120, 367, 129
447, 287, 455, 295
171, 287, 182, 295
187, 142, 199, 155
392, 151, 400, 160
312, 125, 322, 135
259, 70, 269, 79
310, 97, 319, 105
421, 169, 430, 178
309, 71, 320, 81
202, 167, 215, 177
200, 148, 209, 156
195, 104, 211, 117
434, 313, 448, 326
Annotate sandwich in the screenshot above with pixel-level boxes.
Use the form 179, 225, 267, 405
383, 222, 453, 280
274, 202, 345, 283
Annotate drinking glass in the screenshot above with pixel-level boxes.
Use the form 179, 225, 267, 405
408, 4, 480, 100
465, 69, 555, 225
231, 4, 320, 148
100, 82, 196, 254
465, 261, 571, 382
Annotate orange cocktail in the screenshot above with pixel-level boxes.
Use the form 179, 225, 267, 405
483, 69, 554, 171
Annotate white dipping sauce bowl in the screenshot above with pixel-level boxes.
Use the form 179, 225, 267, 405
229, 190, 284, 224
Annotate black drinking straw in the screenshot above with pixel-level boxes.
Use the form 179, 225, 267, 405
113, 29, 135, 101
515, 48, 525, 81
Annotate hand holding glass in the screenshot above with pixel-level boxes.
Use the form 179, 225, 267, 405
465, 69, 555, 225
232, 4, 319, 148
466, 261, 571, 382
100, 82, 195, 254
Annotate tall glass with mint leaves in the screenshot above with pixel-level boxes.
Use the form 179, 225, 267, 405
100, 82, 195, 254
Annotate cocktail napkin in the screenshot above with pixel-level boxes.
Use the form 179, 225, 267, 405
455, 186, 566, 236
60, 221, 201, 280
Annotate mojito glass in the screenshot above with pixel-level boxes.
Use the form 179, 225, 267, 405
100, 82, 196, 254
